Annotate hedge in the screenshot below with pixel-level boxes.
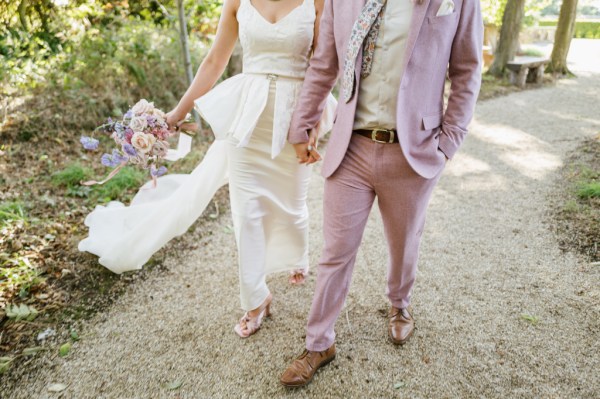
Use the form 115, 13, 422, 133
539, 20, 600, 39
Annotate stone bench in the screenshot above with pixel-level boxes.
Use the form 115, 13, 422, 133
506, 57, 550, 88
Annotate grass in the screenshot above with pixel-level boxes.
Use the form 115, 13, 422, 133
51, 164, 92, 188
0, 256, 44, 300
0, 202, 26, 228
551, 138, 599, 261
92, 166, 147, 202
52, 162, 147, 202
577, 182, 600, 199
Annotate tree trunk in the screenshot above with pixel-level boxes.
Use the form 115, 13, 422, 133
488, 0, 525, 77
176, 0, 200, 126
17, 0, 29, 31
176, 0, 194, 86
547, 0, 579, 76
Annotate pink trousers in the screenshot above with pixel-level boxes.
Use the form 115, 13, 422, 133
306, 134, 443, 351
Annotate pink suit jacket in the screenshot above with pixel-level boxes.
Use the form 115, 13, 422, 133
288, 0, 483, 179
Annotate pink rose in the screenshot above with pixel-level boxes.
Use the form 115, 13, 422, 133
131, 132, 156, 154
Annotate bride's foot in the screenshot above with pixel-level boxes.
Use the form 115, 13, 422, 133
234, 294, 272, 338
289, 268, 308, 285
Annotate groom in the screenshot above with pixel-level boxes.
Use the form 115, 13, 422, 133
280, 0, 482, 387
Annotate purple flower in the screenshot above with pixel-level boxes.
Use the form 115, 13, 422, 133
124, 110, 133, 120
80, 136, 99, 150
146, 115, 157, 127
150, 165, 167, 177
101, 153, 118, 167
112, 149, 128, 164
122, 143, 137, 157
100, 150, 128, 168
107, 117, 113, 124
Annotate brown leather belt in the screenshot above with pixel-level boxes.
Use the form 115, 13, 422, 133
354, 129, 399, 144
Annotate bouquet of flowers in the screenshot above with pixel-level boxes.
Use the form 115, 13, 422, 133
80, 99, 191, 187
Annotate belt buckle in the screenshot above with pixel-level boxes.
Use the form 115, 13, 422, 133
266, 74, 279, 81
371, 129, 394, 144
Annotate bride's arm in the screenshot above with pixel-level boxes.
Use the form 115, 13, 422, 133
167, 0, 241, 126
313, 0, 325, 50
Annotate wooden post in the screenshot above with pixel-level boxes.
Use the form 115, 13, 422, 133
176, 0, 201, 126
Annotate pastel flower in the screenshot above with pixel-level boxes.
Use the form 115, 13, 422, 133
151, 140, 169, 157
124, 110, 133, 120
129, 116, 148, 132
100, 150, 128, 168
150, 165, 167, 177
146, 115, 157, 127
128, 152, 148, 165
131, 99, 154, 115
80, 136, 99, 150
131, 131, 156, 154
151, 108, 166, 119
101, 153, 119, 167
111, 149, 129, 164
125, 131, 134, 144
122, 143, 137, 157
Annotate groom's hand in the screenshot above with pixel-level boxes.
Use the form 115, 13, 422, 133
293, 129, 322, 165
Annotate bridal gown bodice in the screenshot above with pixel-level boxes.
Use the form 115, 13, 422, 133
195, 0, 336, 158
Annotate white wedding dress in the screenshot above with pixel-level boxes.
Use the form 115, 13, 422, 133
79, 0, 337, 310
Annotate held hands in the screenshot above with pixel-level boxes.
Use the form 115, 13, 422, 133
293, 129, 322, 165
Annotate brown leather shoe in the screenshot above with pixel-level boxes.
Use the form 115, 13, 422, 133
388, 306, 415, 345
280, 345, 336, 387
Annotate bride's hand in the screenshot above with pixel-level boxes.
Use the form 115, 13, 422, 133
166, 108, 187, 132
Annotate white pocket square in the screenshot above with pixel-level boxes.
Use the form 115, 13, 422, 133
436, 0, 455, 16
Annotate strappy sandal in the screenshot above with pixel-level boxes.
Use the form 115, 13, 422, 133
234, 293, 272, 338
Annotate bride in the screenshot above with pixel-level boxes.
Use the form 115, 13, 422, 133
79, 0, 336, 338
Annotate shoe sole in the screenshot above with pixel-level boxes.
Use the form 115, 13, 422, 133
280, 354, 336, 388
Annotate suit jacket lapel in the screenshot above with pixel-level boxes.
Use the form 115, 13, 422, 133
399, 0, 432, 83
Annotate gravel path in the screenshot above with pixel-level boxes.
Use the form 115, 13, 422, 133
4, 41, 600, 399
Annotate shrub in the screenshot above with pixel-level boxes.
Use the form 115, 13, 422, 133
539, 20, 600, 39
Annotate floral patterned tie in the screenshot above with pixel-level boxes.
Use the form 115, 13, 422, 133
342, 0, 387, 103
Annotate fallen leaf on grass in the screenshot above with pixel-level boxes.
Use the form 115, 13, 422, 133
59, 343, 72, 357
394, 381, 407, 389
163, 381, 183, 390
48, 383, 68, 392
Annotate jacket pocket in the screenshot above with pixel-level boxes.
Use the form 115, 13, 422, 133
428, 11, 459, 25
422, 112, 443, 130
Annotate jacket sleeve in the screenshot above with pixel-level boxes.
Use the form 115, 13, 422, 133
439, 0, 483, 159
288, 0, 340, 144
